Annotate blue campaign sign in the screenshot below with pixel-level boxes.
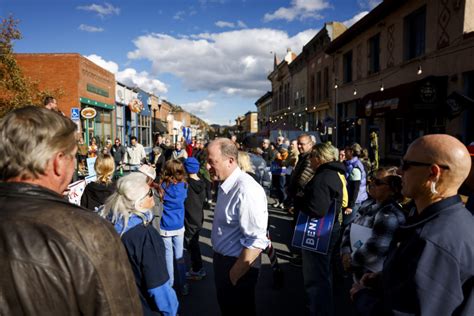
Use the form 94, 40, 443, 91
71, 107, 80, 120
291, 202, 337, 254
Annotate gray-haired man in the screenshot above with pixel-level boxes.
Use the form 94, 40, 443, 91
0, 106, 141, 315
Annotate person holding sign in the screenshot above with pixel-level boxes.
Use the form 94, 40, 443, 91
340, 167, 406, 281
293, 142, 345, 316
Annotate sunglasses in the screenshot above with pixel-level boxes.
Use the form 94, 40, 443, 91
400, 159, 450, 171
148, 188, 154, 198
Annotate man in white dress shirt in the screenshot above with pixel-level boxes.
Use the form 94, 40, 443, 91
207, 138, 269, 316
126, 136, 147, 171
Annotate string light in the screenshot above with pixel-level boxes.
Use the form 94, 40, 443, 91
380, 83, 384, 92
417, 65, 423, 75
353, 88, 357, 96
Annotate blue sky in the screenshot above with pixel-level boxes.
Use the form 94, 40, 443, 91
1, 0, 381, 125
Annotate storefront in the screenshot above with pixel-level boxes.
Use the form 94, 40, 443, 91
123, 89, 152, 152
358, 76, 448, 159
80, 97, 115, 147
78, 57, 116, 148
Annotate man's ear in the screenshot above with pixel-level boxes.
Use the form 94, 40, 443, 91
429, 165, 442, 181
52, 152, 69, 178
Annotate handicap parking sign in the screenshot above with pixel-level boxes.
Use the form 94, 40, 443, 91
71, 108, 80, 120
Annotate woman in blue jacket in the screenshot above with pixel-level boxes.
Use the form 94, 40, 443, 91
100, 172, 178, 316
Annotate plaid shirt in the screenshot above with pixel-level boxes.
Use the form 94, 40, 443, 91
341, 199, 406, 272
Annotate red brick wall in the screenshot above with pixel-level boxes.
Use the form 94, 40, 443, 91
15, 53, 81, 116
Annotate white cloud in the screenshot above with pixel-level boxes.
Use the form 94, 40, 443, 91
181, 99, 216, 116
215, 20, 247, 29
173, 11, 186, 20
237, 20, 247, 28
343, 11, 369, 27
215, 20, 235, 28
77, 3, 120, 18
116, 68, 168, 95
85, 54, 168, 95
357, 0, 382, 10
86, 54, 119, 73
78, 24, 104, 33
127, 28, 317, 98
264, 0, 330, 22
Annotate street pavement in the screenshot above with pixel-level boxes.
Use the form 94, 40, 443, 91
179, 202, 307, 316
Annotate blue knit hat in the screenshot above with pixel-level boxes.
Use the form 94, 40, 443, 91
184, 157, 200, 174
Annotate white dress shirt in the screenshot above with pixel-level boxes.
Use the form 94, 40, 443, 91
211, 167, 270, 258
126, 143, 146, 165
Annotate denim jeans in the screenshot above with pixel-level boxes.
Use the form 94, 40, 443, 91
162, 232, 186, 287
272, 174, 287, 204
301, 224, 340, 316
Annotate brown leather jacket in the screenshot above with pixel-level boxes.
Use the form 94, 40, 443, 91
0, 182, 142, 316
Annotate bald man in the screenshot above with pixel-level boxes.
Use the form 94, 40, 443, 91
351, 134, 474, 316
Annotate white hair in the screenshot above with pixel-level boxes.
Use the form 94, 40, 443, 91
100, 172, 150, 235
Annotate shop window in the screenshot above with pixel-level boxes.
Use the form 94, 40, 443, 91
138, 115, 151, 148
343, 51, 353, 83
368, 33, 380, 74
404, 6, 426, 61
116, 105, 124, 142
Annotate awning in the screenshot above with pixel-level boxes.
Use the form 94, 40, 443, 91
358, 76, 448, 117
154, 120, 168, 134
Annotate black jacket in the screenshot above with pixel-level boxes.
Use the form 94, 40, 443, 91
354, 196, 474, 316
111, 144, 126, 164
0, 182, 141, 315
81, 181, 116, 211
184, 177, 206, 236
295, 161, 345, 219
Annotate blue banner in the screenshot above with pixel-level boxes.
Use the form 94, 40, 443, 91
291, 202, 337, 254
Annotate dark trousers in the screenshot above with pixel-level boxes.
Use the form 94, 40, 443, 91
185, 228, 203, 272
213, 252, 259, 316
301, 225, 341, 316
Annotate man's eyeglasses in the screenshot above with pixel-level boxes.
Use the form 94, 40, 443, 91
400, 159, 450, 171
298, 142, 310, 146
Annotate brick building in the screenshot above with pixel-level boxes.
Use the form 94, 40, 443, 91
15, 53, 116, 147
326, 0, 474, 157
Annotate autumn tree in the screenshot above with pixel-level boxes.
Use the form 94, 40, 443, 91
0, 15, 61, 117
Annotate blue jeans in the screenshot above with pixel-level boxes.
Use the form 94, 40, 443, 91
162, 232, 186, 287
302, 225, 340, 316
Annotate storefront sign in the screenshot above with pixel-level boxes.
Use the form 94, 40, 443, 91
87, 83, 109, 97
81, 107, 97, 119
128, 98, 144, 113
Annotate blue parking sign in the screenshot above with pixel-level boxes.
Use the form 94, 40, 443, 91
71, 108, 80, 120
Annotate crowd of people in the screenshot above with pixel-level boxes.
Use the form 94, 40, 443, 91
1, 104, 474, 316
